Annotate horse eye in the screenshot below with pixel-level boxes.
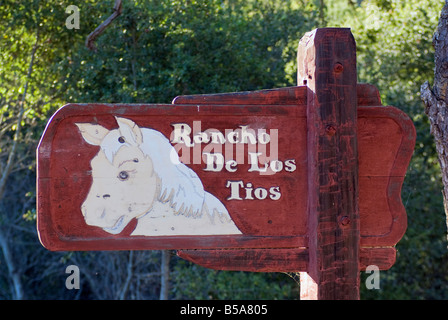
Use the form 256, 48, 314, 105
133, 158, 139, 163
118, 136, 125, 143
118, 171, 129, 181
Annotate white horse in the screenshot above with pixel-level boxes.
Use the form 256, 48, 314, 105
75, 117, 241, 236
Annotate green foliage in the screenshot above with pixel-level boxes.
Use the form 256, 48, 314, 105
0, 0, 447, 300
326, 0, 448, 299
62, 0, 316, 104
171, 259, 299, 299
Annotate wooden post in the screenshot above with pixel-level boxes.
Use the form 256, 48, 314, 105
298, 28, 360, 300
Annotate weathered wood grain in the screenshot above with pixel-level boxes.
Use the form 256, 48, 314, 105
177, 247, 396, 272
297, 28, 360, 300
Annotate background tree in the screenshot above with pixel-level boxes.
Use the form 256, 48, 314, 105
421, 0, 448, 242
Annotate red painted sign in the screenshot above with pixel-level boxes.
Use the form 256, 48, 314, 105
37, 84, 415, 262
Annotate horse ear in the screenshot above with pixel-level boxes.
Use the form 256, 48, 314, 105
115, 117, 143, 145
76, 123, 109, 146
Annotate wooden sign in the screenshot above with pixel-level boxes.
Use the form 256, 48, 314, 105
37, 28, 415, 299
37, 86, 414, 250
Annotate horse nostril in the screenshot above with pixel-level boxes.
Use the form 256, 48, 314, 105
103, 194, 111, 199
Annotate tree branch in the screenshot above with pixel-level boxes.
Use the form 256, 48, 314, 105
86, 0, 123, 51
118, 250, 134, 300
0, 230, 25, 299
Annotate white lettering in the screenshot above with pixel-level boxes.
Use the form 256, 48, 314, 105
203, 153, 224, 172
226, 180, 244, 200
245, 182, 254, 200
171, 123, 272, 146
226, 181, 281, 201
269, 186, 281, 200
209, 130, 226, 144
257, 130, 271, 144
239, 125, 257, 144
227, 131, 239, 143
285, 159, 297, 172
171, 123, 194, 147
270, 160, 283, 173
225, 159, 238, 172
254, 187, 268, 200
193, 131, 209, 144
170, 123, 295, 181
248, 152, 268, 173
180, 304, 214, 317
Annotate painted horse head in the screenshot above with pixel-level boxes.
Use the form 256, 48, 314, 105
76, 117, 159, 234
76, 117, 240, 235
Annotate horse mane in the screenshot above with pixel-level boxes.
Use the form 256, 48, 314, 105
138, 128, 207, 218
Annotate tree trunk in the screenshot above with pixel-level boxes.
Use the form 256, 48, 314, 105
118, 251, 133, 300
421, 0, 448, 241
0, 231, 24, 299
159, 250, 170, 300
